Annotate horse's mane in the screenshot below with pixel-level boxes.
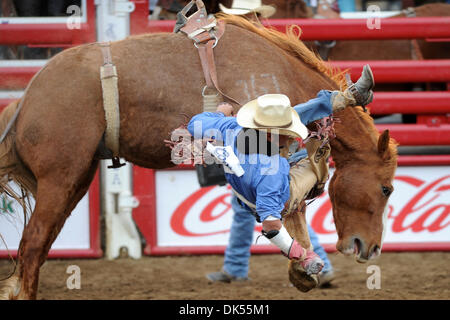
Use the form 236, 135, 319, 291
216, 14, 398, 162
216, 13, 346, 88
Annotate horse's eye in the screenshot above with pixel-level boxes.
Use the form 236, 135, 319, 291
381, 186, 392, 197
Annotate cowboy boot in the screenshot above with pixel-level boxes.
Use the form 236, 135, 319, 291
332, 64, 375, 112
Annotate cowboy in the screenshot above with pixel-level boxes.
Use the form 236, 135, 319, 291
215, 0, 335, 285
188, 66, 374, 276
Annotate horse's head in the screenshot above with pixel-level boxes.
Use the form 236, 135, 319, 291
328, 109, 398, 263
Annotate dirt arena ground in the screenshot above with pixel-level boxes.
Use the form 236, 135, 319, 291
1, 251, 448, 300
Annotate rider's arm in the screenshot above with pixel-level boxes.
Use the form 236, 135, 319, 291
262, 219, 282, 231
254, 159, 290, 222
255, 163, 308, 260
261, 215, 305, 260
216, 102, 234, 116
293, 90, 334, 126
187, 111, 238, 141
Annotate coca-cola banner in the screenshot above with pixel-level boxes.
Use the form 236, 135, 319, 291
154, 166, 450, 251
0, 176, 101, 258
0, 191, 91, 251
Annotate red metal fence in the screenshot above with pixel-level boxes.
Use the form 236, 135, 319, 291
0, 0, 96, 45
0, 0, 97, 106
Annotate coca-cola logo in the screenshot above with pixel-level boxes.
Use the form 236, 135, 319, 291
170, 184, 263, 237
169, 174, 450, 238
171, 185, 232, 237
391, 175, 449, 233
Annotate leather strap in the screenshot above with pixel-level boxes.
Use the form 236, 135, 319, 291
176, 1, 240, 107
195, 25, 241, 106
179, 1, 212, 43
197, 41, 215, 88
231, 187, 256, 211
230, 186, 262, 222
231, 184, 295, 222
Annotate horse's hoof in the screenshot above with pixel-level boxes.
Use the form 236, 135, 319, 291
288, 260, 319, 293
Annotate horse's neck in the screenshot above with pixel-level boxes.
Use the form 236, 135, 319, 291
329, 107, 378, 168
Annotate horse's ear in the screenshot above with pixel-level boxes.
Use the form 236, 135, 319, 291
377, 130, 391, 160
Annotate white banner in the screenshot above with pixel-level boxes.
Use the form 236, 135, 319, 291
0, 189, 91, 251
155, 166, 450, 249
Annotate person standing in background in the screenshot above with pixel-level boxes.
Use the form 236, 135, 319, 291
205, 0, 337, 287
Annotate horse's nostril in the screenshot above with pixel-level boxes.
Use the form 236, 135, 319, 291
353, 237, 362, 255
369, 245, 381, 259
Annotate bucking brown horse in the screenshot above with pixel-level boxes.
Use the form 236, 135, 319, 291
0, 14, 397, 299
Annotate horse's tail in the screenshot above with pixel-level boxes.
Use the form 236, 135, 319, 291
0, 100, 36, 299
0, 100, 36, 204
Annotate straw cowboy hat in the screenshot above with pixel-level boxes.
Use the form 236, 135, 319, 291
219, 0, 276, 18
236, 94, 308, 139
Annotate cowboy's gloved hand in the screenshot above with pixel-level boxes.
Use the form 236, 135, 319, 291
283, 239, 306, 260
216, 102, 234, 116
264, 226, 324, 275
285, 240, 325, 275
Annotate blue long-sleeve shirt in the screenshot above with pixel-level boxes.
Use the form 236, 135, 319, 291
187, 90, 333, 221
